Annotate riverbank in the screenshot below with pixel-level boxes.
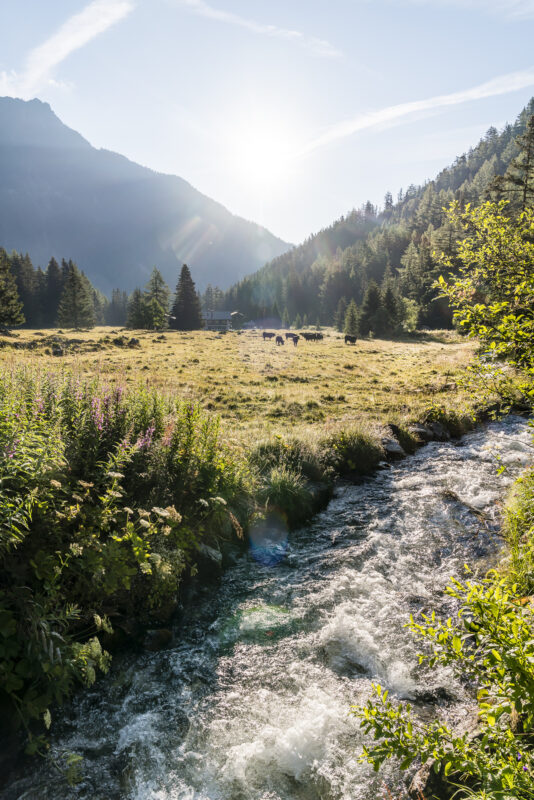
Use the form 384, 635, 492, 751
0, 347, 527, 772
3, 415, 531, 799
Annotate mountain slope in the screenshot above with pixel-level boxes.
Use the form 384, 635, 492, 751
222, 98, 534, 327
0, 97, 290, 293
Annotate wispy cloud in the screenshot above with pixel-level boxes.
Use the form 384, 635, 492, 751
0, 0, 135, 98
299, 67, 534, 157
400, 0, 534, 20
174, 0, 342, 58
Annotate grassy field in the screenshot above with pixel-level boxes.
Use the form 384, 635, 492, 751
0, 326, 479, 444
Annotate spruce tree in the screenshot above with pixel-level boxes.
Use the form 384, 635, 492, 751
11, 251, 38, 326
127, 288, 148, 328
57, 262, 95, 329
343, 300, 359, 337
144, 267, 170, 312
294, 313, 302, 329
107, 289, 128, 326
44, 258, 63, 327
170, 264, 203, 330
490, 115, 534, 213
335, 297, 348, 332
359, 281, 384, 337
0, 248, 24, 327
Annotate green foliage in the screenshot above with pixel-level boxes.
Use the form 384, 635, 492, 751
353, 577, 534, 799
0, 367, 252, 751
502, 467, 534, 596
57, 262, 95, 329
321, 427, 383, 476
170, 263, 203, 331
0, 248, 24, 327
257, 464, 314, 529
343, 299, 359, 336
437, 202, 534, 383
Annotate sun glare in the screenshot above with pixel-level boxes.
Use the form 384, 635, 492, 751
226, 116, 299, 191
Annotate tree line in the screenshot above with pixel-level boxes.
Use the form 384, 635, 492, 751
0, 252, 204, 332
212, 100, 534, 336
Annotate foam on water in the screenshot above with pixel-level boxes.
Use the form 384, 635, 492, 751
2, 416, 532, 800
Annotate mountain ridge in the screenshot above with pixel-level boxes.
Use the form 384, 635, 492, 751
0, 96, 290, 293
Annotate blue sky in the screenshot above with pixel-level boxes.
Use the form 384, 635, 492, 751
1, 0, 534, 244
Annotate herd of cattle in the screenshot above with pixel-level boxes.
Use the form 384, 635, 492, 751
261, 331, 357, 346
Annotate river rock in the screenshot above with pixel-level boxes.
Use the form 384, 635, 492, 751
409, 423, 434, 442
382, 437, 406, 458
196, 543, 223, 578
428, 421, 451, 441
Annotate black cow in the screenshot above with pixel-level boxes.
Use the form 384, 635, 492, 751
345, 334, 357, 345
275, 335, 284, 345
301, 332, 315, 341
292, 335, 300, 346
262, 331, 275, 340
285, 332, 295, 340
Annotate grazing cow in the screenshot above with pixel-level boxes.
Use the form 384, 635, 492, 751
345, 334, 357, 345
292, 335, 299, 346
275, 335, 284, 345
262, 331, 275, 340
316, 333, 324, 341
285, 332, 295, 340
301, 332, 314, 341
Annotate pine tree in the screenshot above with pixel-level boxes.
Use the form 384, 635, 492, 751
294, 313, 302, 329
11, 251, 38, 326
334, 297, 348, 331
144, 267, 170, 312
57, 262, 95, 329
359, 281, 384, 337
107, 289, 128, 326
44, 258, 63, 327
282, 307, 290, 328
302, 314, 308, 328
0, 249, 24, 327
170, 264, 203, 330
490, 115, 534, 213
382, 284, 403, 334
343, 300, 359, 336
126, 288, 148, 328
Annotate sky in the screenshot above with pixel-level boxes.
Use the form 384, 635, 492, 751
1, 0, 534, 245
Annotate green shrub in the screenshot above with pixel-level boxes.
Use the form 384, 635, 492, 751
502, 467, 534, 595
320, 427, 383, 476
257, 464, 315, 528
353, 576, 534, 799
0, 366, 252, 753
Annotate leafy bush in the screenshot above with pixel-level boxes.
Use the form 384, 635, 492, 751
0, 367, 252, 753
353, 576, 534, 799
502, 467, 534, 595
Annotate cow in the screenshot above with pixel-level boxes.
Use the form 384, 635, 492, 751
275, 335, 284, 345
345, 334, 357, 345
262, 331, 275, 340
301, 332, 315, 341
292, 335, 300, 346
285, 332, 295, 340
316, 333, 324, 341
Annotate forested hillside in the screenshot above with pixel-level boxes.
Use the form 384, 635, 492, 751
217, 98, 534, 332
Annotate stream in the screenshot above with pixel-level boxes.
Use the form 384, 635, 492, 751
3, 416, 532, 800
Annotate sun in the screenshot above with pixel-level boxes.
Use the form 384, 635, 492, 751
226, 115, 299, 191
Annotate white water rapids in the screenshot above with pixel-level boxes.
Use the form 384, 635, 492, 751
2, 416, 532, 800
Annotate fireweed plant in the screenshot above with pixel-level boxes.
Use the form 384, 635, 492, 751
0, 367, 251, 758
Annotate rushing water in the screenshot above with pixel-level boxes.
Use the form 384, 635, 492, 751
3, 417, 533, 800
